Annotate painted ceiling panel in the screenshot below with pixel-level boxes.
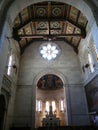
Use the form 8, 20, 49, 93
35, 6, 47, 17
24, 24, 32, 35
72, 37, 81, 46
51, 5, 64, 17
21, 8, 29, 22
14, 16, 20, 28
50, 30, 61, 34
66, 24, 74, 34
36, 21, 48, 29
50, 21, 61, 29
78, 13, 88, 27
69, 6, 79, 22
74, 28, 81, 34
13, 1, 88, 53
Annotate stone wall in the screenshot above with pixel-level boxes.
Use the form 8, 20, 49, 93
13, 41, 90, 127
1, 0, 98, 129
85, 75, 98, 112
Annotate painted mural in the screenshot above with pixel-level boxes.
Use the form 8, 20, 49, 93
37, 74, 63, 90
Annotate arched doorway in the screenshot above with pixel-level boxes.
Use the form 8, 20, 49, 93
35, 73, 68, 127
0, 95, 6, 130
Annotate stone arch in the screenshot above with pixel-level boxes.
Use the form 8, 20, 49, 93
34, 69, 68, 87
34, 69, 69, 126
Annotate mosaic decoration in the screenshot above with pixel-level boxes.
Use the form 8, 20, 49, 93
37, 74, 63, 90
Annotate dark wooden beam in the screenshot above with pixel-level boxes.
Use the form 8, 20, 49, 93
14, 18, 86, 36
19, 13, 28, 47
18, 33, 82, 39
37, 28, 61, 30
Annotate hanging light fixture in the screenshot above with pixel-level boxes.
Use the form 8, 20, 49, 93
40, 41, 60, 60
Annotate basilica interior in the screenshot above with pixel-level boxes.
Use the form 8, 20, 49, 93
0, 0, 98, 130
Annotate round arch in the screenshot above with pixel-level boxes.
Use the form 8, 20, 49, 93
34, 69, 68, 87
33, 69, 69, 127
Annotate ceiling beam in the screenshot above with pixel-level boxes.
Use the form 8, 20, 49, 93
18, 34, 82, 39
14, 18, 86, 36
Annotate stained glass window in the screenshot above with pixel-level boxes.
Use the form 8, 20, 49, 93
40, 42, 60, 60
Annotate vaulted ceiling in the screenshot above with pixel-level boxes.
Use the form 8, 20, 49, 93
13, 1, 88, 54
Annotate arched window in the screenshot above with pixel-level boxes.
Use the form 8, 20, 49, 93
52, 101, 56, 112
7, 53, 17, 76
36, 100, 42, 112
7, 55, 13, 75
59, 100, 64, 112
92, 43, 98, 61
88, 53, 94, 73
46, 101, 49, 114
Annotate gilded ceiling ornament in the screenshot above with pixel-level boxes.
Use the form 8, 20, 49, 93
37, 22, 47, 29
51, 22, 60, 28
37, 7, 46, 17
52, 7, 61, 17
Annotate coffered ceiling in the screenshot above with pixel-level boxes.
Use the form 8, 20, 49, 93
13, 1, 88, 54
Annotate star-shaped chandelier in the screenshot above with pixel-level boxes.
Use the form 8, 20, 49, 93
40, 42, 60, 60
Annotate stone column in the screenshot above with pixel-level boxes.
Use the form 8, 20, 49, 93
31, 84, 36, 128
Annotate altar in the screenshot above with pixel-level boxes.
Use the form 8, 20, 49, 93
42, 106, 60, 127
